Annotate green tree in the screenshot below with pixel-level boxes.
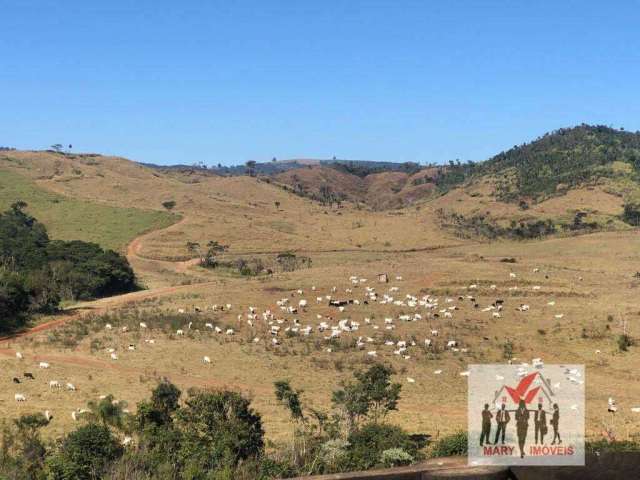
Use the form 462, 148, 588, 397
46, 423, 123, 480
332, 364, 401, 430
345, 423, 419, 471
177, 389, 264, 471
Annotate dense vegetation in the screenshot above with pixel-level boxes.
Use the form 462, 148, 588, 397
0, 364, 429, 479
435, 125, 640, 202
326, 160, 422, 178
0, 203, 136, 333
436, 209, 558, 240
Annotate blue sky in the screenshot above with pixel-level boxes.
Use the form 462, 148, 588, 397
1, 1, 639, 166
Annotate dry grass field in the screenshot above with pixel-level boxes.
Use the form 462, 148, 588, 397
1, 150, 640, 448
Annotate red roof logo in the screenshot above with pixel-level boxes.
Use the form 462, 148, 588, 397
505, 372, 540, 404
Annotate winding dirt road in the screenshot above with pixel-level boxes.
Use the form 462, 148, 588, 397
1, 213, 464, 345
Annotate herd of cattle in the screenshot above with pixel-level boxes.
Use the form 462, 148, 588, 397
6, 267, 638, 426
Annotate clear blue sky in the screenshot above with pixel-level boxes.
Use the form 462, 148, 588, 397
1, 1, 639, 166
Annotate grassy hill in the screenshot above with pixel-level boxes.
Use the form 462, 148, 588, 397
0, 168, 176, 252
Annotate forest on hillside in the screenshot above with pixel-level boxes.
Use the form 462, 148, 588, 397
435, 125, 640, 202
0, 203, 136, 333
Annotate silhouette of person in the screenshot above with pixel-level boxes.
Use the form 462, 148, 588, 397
480, 403, 493, 446
550, 403, 562, 445
534, 403, 547, 444
515, 399, 530, 458
494, 402, 510, 445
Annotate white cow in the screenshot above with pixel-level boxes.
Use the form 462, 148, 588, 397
39, 362, 50, 369
203, 356, 211, 364
15, 393, 26, 402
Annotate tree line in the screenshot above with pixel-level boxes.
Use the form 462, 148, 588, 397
0, 203, 137, 334
0, 363, 430, 479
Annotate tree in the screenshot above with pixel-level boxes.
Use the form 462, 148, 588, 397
274, 381, 304, 422
46, 423, 123, 480
177, 389, 264, 471
0, 270, 30, 333
332, 364, 401, 431
7, 413, 50, 478
201, 240, 228, 268
50, 144, 64, 153
245, 160, 257, 177
161, 200, 176, 211
185, 241, 201, 261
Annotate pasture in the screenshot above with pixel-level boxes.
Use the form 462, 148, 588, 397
2, 230, 640, 446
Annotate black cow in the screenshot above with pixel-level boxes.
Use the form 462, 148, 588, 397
12, 377, 21, 384
24, 372, 35, 380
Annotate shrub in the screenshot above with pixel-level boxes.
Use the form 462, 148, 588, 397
617, 334, 633, 352
429, 431, 468, 458
380, 447, 414, 467
345, 423, 420, 471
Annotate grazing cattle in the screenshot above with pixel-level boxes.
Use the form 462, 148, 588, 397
176, 329, 184, 336
205, 323, 214, 329
15, 393, 26, 402
15, 352, 23, 360
44, 410, 53, 422
406, 377, 416, 383
226, 329, 235, 335
105, 323, 112, 330
140, 322, 148, 329
49, 380, 61, 390
66, 383, 76, 391
203, 356, 211, 364
12, 377, 20, 384
110, 353, 118, 360
39, 362, 50, 369
447, 340, 458, 348
24, 372, 34, 380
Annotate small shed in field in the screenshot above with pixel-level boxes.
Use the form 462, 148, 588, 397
377, 273, 389, 283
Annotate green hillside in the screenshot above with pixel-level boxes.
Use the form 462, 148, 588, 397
437, 125, 640, 202
0, 169, 177, 252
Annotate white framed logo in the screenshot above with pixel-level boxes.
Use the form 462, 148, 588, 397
467, 364, 585, 466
